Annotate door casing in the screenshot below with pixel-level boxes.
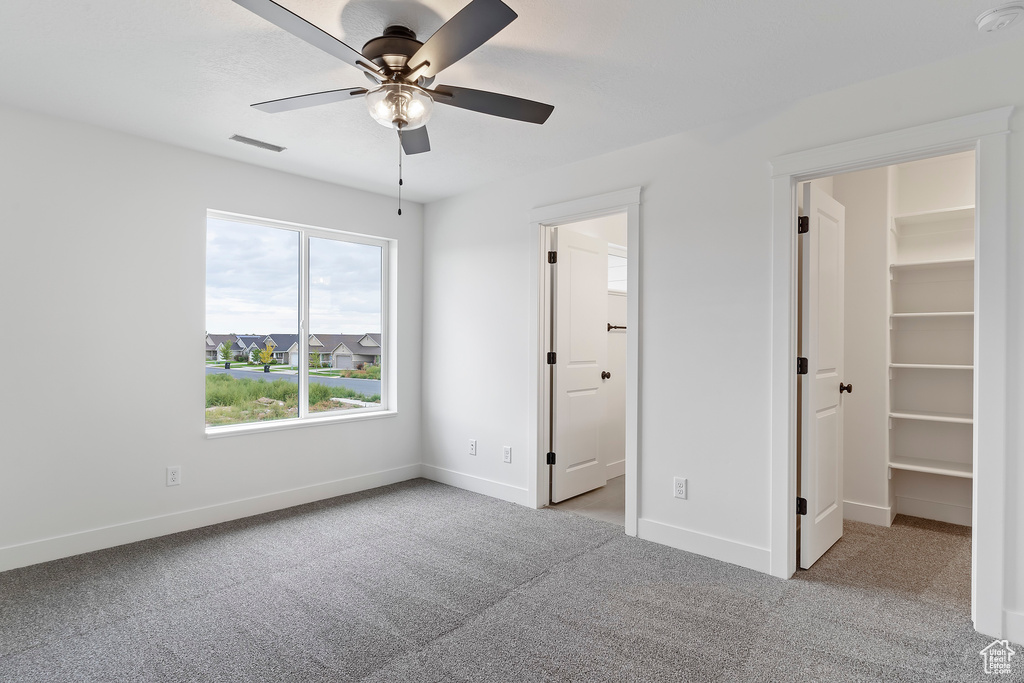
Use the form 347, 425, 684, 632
528, 187, 641, 535
769, 108, 1012, 639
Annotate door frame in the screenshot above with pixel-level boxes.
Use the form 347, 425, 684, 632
768, 108, 1012, 638
527, 187, 642, 535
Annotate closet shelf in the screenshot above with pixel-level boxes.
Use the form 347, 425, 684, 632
893, 205, 975, 225
889, 456, 973, 479
890, 410, 973, 425
890, 311, 973, 320
890, 257, 974, 271
889, 363, 973, 371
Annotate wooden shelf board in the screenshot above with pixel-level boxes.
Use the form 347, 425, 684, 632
893, 206, 975, 225
889, 363, 973, 371
890, 257, 975, 271
889, 456, 973, 479
890, 410, 973, 425
891, 311, 974, 319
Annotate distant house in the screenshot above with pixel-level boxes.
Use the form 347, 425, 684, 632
331, 333, 382, 369
305, 334, 335, 367
205, 334, 239, 361
233, 335, 264, 361
262, 334, 299, 365
282, 333, 383, 369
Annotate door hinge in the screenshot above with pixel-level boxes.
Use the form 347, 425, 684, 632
797, 216, 809, 234
547, 251, 557, 264
796, 497, 808, 515
797, 357, 808, 375
547, 351, 556, 365
546, 452, 556, 465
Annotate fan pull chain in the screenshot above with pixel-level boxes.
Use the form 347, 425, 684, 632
397, 126, 401, 215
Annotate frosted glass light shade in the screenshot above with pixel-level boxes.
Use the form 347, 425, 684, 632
365, 83, 433, 130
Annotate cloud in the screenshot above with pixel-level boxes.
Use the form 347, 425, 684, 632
206, 218, 382, 335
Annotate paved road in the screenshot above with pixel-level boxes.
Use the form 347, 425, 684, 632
205, 366, 381, 396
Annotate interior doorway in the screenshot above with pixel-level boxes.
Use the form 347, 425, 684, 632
527, 187, 641, 535
771, 108, 1012, 639
796, 152, 977, 583
545, 214, 628, 523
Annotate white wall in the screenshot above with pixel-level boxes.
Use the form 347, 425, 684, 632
895, 152, 976, 215
420, 36, 1024, 637
832, 167, 891, 524
0, 104, 424, 570
563, 213, 628, 247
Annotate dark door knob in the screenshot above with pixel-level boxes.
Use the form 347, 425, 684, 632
840, 383, 853, 394
601, 371, 611, 380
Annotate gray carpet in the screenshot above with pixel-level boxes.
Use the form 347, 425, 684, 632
0, 479, 1013, 682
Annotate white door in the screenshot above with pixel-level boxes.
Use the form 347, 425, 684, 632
551, 227, 609, 503
800, 184, 846, 569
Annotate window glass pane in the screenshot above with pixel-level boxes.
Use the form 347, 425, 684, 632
307, 236, 383, 415
608, 253, 627, 292
205, 218, 299, 426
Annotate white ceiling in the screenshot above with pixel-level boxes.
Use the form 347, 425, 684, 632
0, 0, 1018, 203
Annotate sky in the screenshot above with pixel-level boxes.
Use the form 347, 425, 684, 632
206, 218, 382, 335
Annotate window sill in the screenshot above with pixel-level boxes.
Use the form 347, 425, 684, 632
205, 409, 397, 439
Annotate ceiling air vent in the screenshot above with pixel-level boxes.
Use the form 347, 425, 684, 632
229, 134, 285, 153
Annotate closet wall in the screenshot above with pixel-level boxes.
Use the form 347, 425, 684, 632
835, 151, 975, 527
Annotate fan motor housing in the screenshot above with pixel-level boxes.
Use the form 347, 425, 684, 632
362, 26, 422, 75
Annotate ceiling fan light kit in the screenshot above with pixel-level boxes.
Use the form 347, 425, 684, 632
366, 82, 433, 130
232, 0, 554, 214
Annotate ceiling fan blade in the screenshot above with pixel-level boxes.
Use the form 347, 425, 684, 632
401, 127, 430, 155
252, 87, 368, 113
406, 0, 517, 80
431, 85, 553, 124
232, 0, 384, 79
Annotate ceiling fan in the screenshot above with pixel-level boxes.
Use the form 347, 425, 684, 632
232, 0, 555, 156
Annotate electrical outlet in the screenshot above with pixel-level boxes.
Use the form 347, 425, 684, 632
167, 466, 181, 487
469, 439, 477, 456
503, 446, 512, 463
673, 477, 687, 500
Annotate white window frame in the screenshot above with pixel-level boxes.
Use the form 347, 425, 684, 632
205, 210, 394, 438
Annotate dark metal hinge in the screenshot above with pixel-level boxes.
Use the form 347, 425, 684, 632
547, 251, 557, 264
546, 452, 556, 465
796, 497, 808, 515
546, 352, 556, 365
797, 216, 809, 234
797, 357, 808, 375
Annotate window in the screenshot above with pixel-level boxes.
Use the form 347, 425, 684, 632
608, 245, 627, 292
205, 212, 390, 432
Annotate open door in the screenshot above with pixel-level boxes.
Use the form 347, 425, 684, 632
799, 184, 846, 568
551, 226, 609, 503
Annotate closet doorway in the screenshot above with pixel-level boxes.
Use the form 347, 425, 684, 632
797, 151, 977, 572
769, 108, 1011, 637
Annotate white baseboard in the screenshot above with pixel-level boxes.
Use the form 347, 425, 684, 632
1005, 610, 1024, 646
637, 518, 771, 574
843, 500, 893, 527
0, 464, 421, 573
896, 495, 972, 527
420, 465, 530, 506
606, 459, 625, 480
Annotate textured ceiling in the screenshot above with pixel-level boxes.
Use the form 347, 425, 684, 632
0, 0, 1018, 203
